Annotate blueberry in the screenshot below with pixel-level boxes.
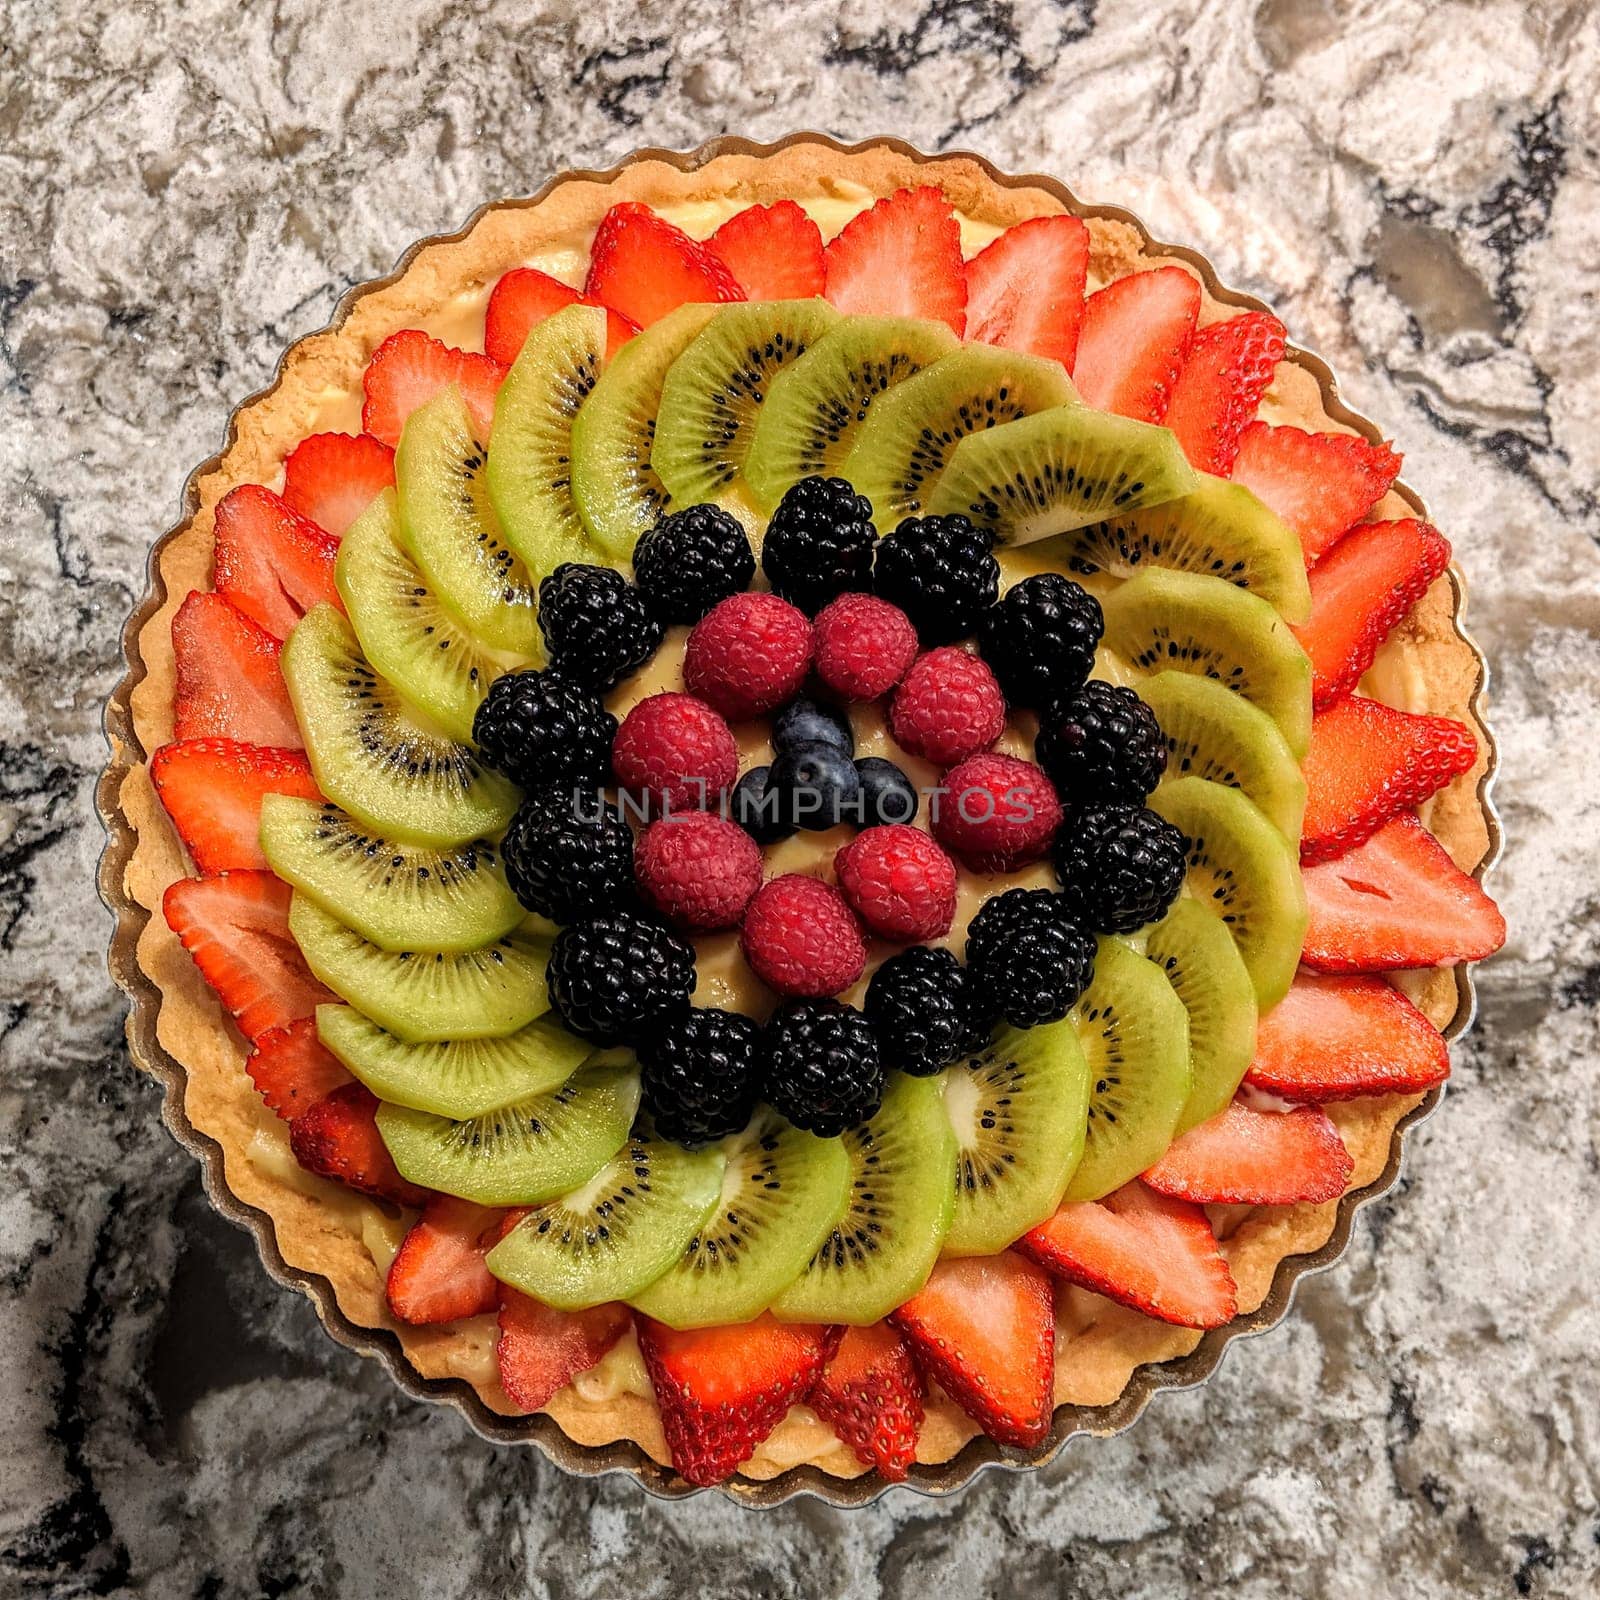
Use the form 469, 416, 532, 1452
772, 696, 854, 758
855, 757, 919, 827
730, 765, 797, 845
768, 741, 862, 831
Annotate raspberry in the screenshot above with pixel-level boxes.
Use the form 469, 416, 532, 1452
635, 812, 762, 932
611, 692, 737, 816
740, 874, 867, 999
683, 592, 813, 720
888, 647, 1005, 767
812, 594, 919, 702
934, 753, 1063, 873
833, 825, 958, 942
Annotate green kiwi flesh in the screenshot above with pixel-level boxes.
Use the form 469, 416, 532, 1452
650, 299, 839, 506
485, 1134, 726, 1309
1139, 669, 1307, 842
1065, 937, 1193, 1202
570, 302, 719, 560
744, 315, 961, 511
375, 1061, 640, 1207
926, 405, 1198, 545
280, 605, 517, 848
287, 894, 550, 1044
1148, 776, 1309, 1010
259, 795, 521, 953
1144, 899, 1259, 1135
1047, 473, 1312, 621
841, 343, 1078, 530
941, 1018, 1091, 1256
316, 1003, 590, 1120
1100, 568, 1313, 758
629, 1111, 852, 1329
769, 1071, 955, 1325
393, 388, 541, 657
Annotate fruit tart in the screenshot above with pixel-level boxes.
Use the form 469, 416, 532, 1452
101, 137, 1505, 1498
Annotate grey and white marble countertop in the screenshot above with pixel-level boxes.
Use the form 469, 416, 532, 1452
3, 0, 1598, 1594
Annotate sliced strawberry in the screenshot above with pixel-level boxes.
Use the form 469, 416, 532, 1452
386, 1196, 499, 1324
171, 591, 302, 748
162, 870, 331, 1044
1072, 266, 1201, 420
708, 201, 826, 301
1142, 1098, 1354, 1206
890, 1253, 1054, 1449
213, 483, 341, 640
1245, 973, 1450, 1102
281, 432, 396, 538
483, 268, 637, 366
498, 1290, 631, 1413
1301, 813, 1506, 972
807, 1322, 924, 1481
1163, 310, 1286, 475
150, 738, 319, 873
289, 1083, 428, 1205
1230, 422, 1403, 564
962, 215, 1089, 369
583, 202, 745, 328
1294, 519, 1453, 709
638, 1315, 836, 1486
361, 329, 506, 447
246, 1016, 353, 1121
821, 187, 967, 334
1020, 1183, 1237, 1329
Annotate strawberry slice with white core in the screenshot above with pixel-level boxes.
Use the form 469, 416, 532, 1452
289, 1083, 428, 1205
962, 215, 1090, 369
497, 1291, 631, 1414
361, 329, 506, 447
822, 187, 967, 334
1245, 974, 1451, 1103
281, 432, 395, 538
1020, 1182, 1238, 1329
583, 202, 745, 328
151, 738, 319, 874
172, 591, 303, 748
708, 201, 827, 301
213, 483, 342, 640
1142, 1098, 1354, 1206
245, 1017, 353, 1123
386, 1196, 500, 1325
808, 1321, 925, 1481
484, 267, 637, 366
1071, 265, 1201, 420
1163, 310, 1286, 475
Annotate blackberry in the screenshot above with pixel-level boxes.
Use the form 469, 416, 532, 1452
864, 947, 977, 1077
873, 513, 999, 645
761, 476, 877, 614
1036, 680, 1166, 807
761, 999, 884, 1136
639, 1006, 761, 1147
545, 909, 696, 1045
977, 573, 1102, 709
1053, 804, 1187, 934
633, 504, 755, 624
501, 788, 635, 923
536, 564, 661, 691
472, 669, 616, 789
964, 887, 1097, 1029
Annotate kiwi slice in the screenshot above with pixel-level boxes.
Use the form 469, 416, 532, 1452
316, 1003, 589, 1119
1100, 568, 1313, 758
394, 388, 541, 657
769, 1072, 955, 1325
288, 894, 550, 1044
570, 302, 720, 560
926, 405, 1199, 546
485, 302, 608, 580
1064, 937, 1193, 1202
1047, 473, 1312, 621
485, 1134, 726, 1309
375, 1061, 640, 1207
744, 315, 961, 511
281, 606, 517, 848
841, 343, 1078, 531
335, 490, 524, 743
1139, 670, 1307, 842
1148, 776, 1309, 1010
650, 299, 839, 506
629, 1111, 852, 1330
1144, 900, 1259, 1135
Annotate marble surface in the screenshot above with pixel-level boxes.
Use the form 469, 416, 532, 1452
2, 0, 1598, 1593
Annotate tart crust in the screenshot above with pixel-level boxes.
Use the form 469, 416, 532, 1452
105, 138, 1495, 1486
